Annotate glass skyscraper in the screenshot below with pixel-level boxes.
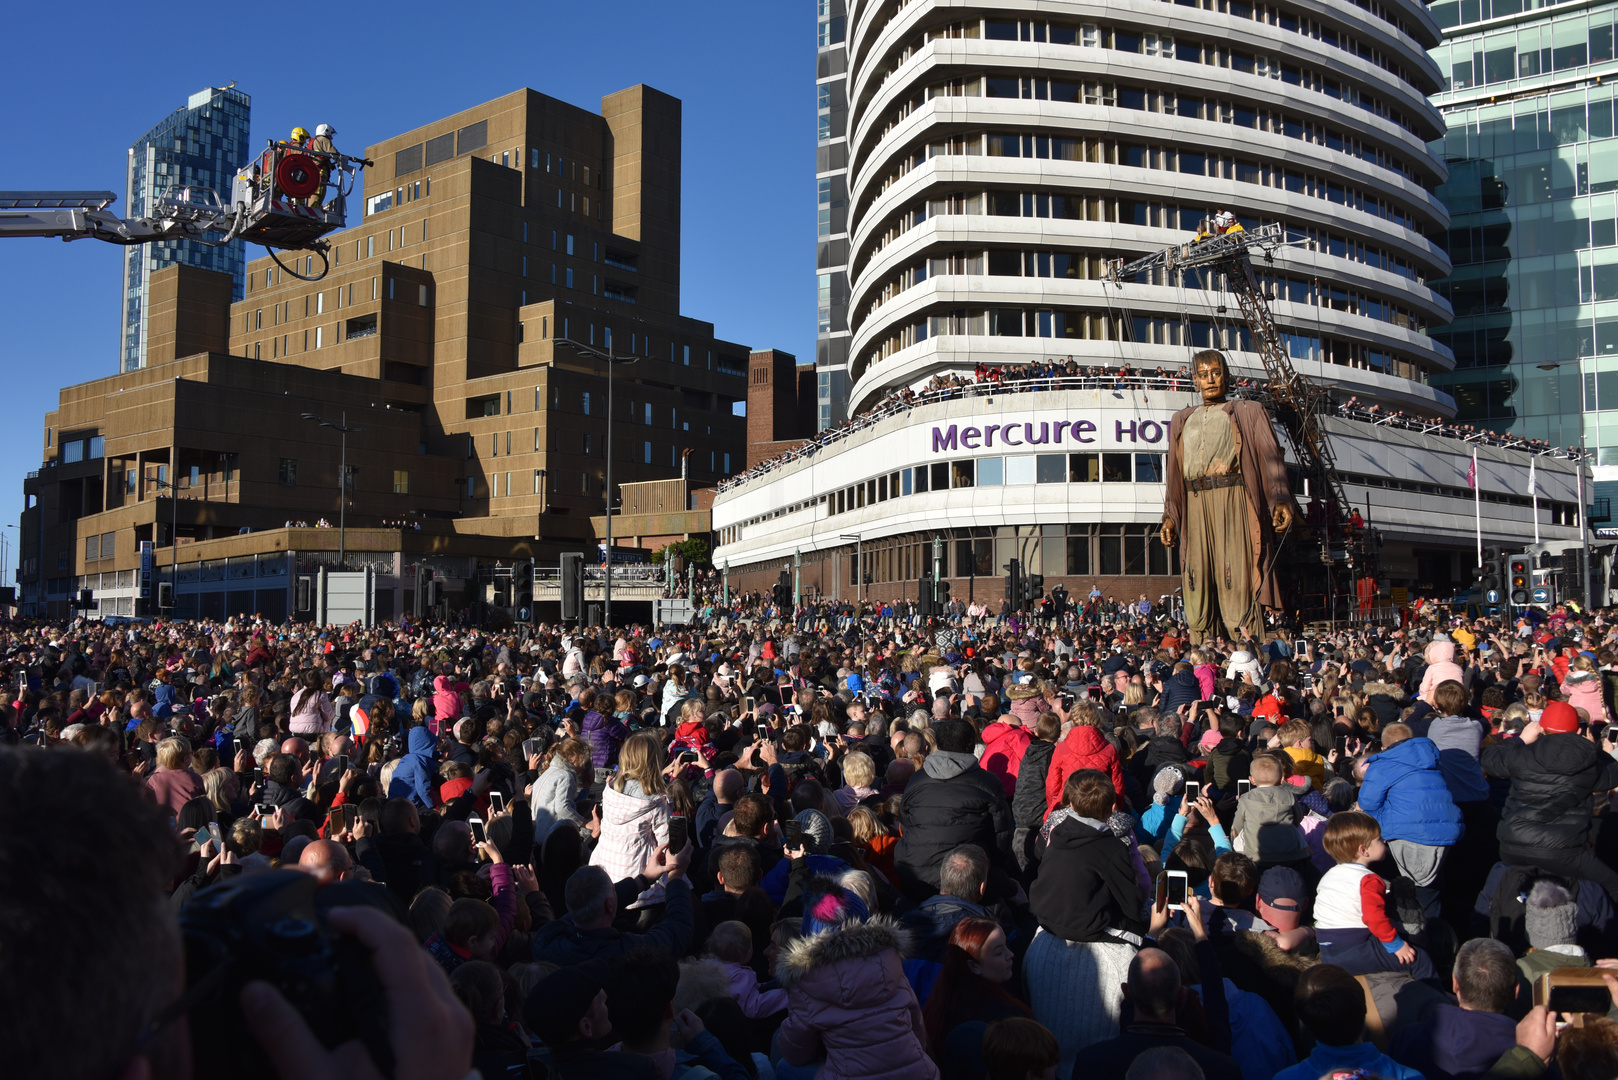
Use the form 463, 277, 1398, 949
1428, 1, 1618, 462
121, 85, 251, 372
816, 0, 850, 430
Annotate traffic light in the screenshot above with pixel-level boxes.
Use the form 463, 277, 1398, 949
918, 573, 937, 618
1476, 545, 1502, 594
1024, 573, 1045, 612
560, 552, 584, 621
75, 589, 96, 612
936, 579, 950, 611
1509, 556, 1531, 606
513, 560, 534, 621
157, 581, 174, 610
1004, 559, 1022, 610
773, 570, 791, 611
426, 578, 442, 609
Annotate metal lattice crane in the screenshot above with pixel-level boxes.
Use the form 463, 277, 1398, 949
1105, 222, 1367, 584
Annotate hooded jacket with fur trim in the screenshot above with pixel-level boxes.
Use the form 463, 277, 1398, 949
774, 917, 938, 1080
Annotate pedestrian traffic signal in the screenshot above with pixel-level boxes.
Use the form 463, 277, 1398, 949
1509, 556, 1530, 606
513, 560, 534, 621
1024, 573, 1045, 611
1476, 546, 1502, 593
1004, 559, 1022, 610
157, 581, 174, 610
918, 573, 937, 617
559, 552, 584, 621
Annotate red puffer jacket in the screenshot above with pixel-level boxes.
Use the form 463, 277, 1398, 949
979, 719, 1032, 798
1045, 723, 1126, 813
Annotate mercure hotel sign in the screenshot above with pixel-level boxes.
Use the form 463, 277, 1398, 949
928, 412, 1176, 454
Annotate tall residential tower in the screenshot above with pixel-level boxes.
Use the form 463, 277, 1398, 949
120, 85, 251, 372
817, 0, 852, 429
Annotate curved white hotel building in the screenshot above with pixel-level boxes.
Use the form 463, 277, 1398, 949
712, 0, 1590, 606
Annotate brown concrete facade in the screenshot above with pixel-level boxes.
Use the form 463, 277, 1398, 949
19, 86, 776, 618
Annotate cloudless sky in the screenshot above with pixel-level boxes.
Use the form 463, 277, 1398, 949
0, 1, 813, 523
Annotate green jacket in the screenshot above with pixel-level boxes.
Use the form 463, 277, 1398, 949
1482, 1045, 1546, 1080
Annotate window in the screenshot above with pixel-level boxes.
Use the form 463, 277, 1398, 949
977, 457, 1004, 485
279, 458, 297, 485
1070, 453, 1100, 481
314, 325, 324, 348
583, 432, 592, 456
582, 392, 591, 415
644, 403, 652, 424
1036, 454, 1066, 483
393, 470, 409, 494
1005, 455, 1037, 485
343, 465, 357, 492
723, 453, 731, 474
1134, 453, 1164, 483
644, 441, 653, 464
952, 459, 976, 488
188, 465, 200, 486
346, 313, 377, 339
1101, 453, 1134, 482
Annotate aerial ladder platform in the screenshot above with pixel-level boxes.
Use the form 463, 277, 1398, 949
1105, 222, 1376, 621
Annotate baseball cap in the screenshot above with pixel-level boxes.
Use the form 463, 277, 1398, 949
1257, 867, 1306, 932
1540, 700, 1580, 734
632, 674, 650, 688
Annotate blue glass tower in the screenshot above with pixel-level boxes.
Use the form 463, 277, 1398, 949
120, 85, 251, 372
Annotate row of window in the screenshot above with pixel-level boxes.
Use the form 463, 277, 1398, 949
863, 244, 1431, 334
881, 70, 1419, 186
868, 131, 1428, 259
865, 11, 1423, 152
860, 307, 1424, 384
861, 189, 1427, 318
842, 524, 1182, 584
1437, 9, 1616, 91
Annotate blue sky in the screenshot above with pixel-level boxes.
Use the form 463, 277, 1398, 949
0, 1, 813, 518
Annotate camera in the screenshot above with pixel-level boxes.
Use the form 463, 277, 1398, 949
181, 870, 392, 1079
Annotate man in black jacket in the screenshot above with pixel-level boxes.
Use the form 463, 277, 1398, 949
894, 719, 1015, 902
532, 841, 694, 966
1483, 700, 1618, 900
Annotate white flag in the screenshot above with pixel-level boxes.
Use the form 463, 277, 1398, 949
1526, 457, 1537, 497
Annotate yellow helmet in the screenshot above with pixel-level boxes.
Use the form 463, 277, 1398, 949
291, 127, 310, 142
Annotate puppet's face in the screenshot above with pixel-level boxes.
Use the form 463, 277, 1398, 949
1194, 355, 1229, 404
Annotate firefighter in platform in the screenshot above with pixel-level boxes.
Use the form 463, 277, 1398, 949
305, 124, 339, 207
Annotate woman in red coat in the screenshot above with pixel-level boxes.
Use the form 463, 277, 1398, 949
1044, 701, 1126, 814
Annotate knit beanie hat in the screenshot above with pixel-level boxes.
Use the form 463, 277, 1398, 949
1525, 879, 1580, 949
1152, 767, 1183, 806
801, 875, 870, 936
795, 808, 833, 854
1105, 811, 1136, 843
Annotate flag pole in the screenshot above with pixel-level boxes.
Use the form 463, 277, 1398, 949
1473, 447, 1482, 568
1529, 457, 1540, 544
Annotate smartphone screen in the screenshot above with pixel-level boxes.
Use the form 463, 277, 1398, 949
1547, 983, 1612, 1014
667, 814, 688, 853
328, 806, 348, 834
1236, 778, 1252, 796
489, 790, 505, 814
251, 767, 263, 786
1166, 871, 1189, 908
256, 802, 274, 818
468, 816, 486, 845
206, 822, 223, 846
1184, 781, 1200, 803
1294, 640, 1307, 656
1088, 685, 1103, 701
1155, 872, 1168, 909
745, 695, 756, 714
781, 818, 803, 848
336, 754, 349, 775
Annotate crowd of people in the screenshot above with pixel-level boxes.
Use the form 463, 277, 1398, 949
12, 598, 1618, 1080
716, 361, 1584, 497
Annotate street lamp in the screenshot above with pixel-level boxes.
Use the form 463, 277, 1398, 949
148, 475, 180, 611
840, 533, 862, 606
554, 336, 638, 628
301, 412, 361, 567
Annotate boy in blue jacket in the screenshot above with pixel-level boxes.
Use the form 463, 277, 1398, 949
1357, 722, 1461, 918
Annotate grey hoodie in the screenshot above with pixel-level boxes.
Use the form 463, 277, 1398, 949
923, 749, 978, 782
1231, 784, 1309, 864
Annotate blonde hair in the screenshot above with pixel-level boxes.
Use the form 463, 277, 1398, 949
1067, 700, 1102, 729
612, 731, 667, 796
156, 736, 191, 771
1122, 683, 1146, 707
848, 805, 888, 844
203, 767, 234, 813
1575, 654, 1599, 673
842, 751, 876, 789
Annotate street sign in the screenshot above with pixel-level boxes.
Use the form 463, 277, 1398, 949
1532, 586, 1552, 604
1485, 589, 1500, 604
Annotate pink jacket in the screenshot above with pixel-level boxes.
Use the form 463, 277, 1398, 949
1418, 640, 1464, 704
1564, 670, 1609, 726
776, 917, 938, 1080
431, 676, 461, 734
1194, 663, 1217, 701
146, 766, 205, 817
724, 960, 789, 1019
